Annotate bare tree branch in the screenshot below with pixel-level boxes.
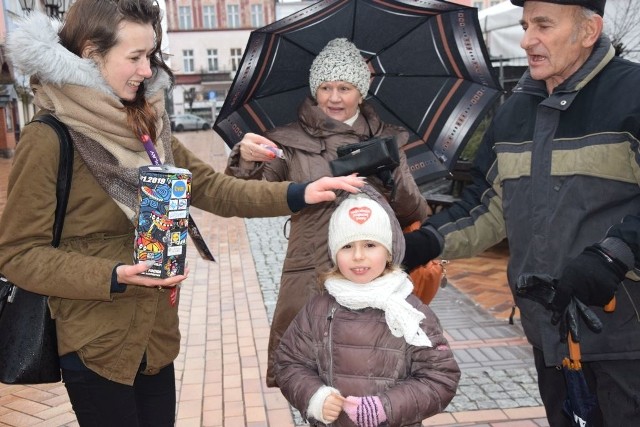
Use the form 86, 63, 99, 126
604, 0, 640, 58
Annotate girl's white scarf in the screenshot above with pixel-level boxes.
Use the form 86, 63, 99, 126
324, 270, 432, 347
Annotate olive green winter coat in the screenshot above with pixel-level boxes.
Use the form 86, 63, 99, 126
0, 118, 293, 385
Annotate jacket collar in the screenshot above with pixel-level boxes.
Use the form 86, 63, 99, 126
268, 97, 385, 152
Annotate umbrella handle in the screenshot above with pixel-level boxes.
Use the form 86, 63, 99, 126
568, 333, 581, 363
604, 296, 616, 312
565, 297, 614, 365
564, 297, 614, 368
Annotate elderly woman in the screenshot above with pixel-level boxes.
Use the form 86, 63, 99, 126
225, 38, 429, 388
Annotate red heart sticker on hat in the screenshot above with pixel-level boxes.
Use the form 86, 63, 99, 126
349, 206, 371, 224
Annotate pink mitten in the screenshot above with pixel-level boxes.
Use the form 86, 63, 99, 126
343, 395, 387, 427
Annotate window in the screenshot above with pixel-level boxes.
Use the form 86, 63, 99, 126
251, 4, 264, 27
5, 108, 12, 131
203, 5, 217, 29
183, 49, 194, 73
178, 6, 192, 30
230, 48, 243, 71
207, 49, 219, 72
227, 4, 240, 28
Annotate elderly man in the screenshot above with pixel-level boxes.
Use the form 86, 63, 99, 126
403, 1, 640, 425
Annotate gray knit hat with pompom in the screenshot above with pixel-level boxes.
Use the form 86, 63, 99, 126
309, 38, 371, 98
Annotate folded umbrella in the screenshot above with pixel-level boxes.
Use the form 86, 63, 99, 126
562, 333, 598, 427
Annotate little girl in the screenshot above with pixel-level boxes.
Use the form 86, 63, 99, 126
274, 192, 460, 426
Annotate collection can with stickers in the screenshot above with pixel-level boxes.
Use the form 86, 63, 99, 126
134, 165, 192, 278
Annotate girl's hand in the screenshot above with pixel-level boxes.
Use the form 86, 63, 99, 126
323, 393, 345, 422
115, 262, 189, 288
304, 175, 365, 204
343, 395, 387, 427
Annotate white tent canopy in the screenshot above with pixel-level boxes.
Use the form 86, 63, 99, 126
478, 0, 640, 65
478, 2, 525, 66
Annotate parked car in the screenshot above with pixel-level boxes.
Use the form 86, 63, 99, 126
170, 114, 211, 132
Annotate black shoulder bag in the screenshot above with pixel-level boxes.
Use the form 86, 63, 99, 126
0, 114, 73, 384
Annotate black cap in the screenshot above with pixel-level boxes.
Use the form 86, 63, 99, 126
510, 0, 606, 16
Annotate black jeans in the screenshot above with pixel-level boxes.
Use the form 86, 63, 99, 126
534, 347, 640, 427
62, 362, 176, 427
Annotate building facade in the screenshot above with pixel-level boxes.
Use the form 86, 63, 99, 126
164, 0, 276, 122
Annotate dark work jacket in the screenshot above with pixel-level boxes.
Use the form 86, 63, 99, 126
425, 36, 640, 367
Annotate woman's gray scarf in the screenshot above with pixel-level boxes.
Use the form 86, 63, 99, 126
324, 270, 432, 347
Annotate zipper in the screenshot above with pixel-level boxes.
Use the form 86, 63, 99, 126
621, 283, 640, 322
324, 305, 338, 427
327, 305, 337, 387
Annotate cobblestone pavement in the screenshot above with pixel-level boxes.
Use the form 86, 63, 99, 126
0, 131, 546, 426
245, 216, 543, 424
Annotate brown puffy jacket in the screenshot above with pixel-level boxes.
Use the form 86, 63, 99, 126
274, 293, 460, 426
226, 97, 429, 386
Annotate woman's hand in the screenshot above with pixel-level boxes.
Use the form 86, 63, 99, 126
323, 393, 345, 423
304, 175, 365, 204
239, 132, 281, 162
115, 262, 189, 288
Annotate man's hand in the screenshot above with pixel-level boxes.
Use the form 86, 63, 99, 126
516, 270, 610, 342
303, 175, 365, 204
402, 227, 442, 272
552, 244, 628, 315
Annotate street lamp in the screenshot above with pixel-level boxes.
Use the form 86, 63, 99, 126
18, 0, 70, 18
44, 0, 68, 19
17, 0, 35, 13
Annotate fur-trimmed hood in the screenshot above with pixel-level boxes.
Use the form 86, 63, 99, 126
6, 12, 170, 98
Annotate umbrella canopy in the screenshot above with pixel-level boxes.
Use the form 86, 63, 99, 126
213, 0, 503, 185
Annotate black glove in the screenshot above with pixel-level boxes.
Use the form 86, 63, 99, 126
557, 297, 603, 343
515, 273, 557, 307
551, 244, 628, 315
402, 228, 441, 272
516, 274, 605, 342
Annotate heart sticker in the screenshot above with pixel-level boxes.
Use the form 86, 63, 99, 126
349, 206, 371, 224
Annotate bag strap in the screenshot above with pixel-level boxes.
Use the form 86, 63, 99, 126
31, 114, 73, 248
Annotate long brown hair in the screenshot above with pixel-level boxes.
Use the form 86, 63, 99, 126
58, 0, 174, 141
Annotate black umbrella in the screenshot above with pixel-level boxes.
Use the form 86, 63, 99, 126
213, 0, 503, 184
516, 274, 608, 426
562, 330, 598, 427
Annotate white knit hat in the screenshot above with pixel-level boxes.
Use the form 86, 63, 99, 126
328, 194, 392, 263
309, 38, 371, 98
